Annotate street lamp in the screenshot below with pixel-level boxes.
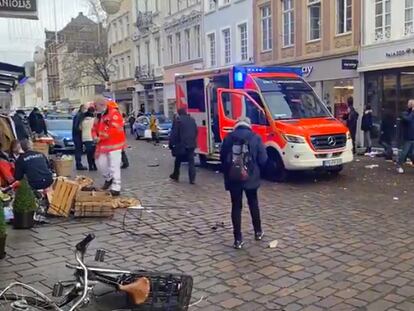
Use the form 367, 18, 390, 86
100, 0, 122, 15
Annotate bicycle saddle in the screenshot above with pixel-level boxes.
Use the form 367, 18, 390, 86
119, 277, 150, 305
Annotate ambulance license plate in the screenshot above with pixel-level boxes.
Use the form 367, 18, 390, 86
323, 159, 342, 167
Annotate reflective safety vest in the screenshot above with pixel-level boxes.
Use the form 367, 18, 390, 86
93, 105, 126, 155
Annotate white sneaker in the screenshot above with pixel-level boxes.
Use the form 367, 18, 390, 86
397, 167, 404, 174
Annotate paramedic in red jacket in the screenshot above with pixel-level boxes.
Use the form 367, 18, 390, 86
92, 96, 126, 196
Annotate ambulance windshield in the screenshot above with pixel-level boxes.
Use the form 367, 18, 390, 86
255, 77, 331, 120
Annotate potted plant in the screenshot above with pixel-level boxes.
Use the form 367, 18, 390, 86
13, 179, 36, 229
0, 201, 6, 259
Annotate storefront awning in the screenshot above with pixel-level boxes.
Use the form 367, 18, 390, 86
0, 62, 25, 93
358, 60, 414, 73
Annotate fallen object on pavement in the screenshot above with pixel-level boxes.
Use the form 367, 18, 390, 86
268, 240, 279, 249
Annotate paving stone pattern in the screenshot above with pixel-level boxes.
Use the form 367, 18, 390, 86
2, 140, 414, 310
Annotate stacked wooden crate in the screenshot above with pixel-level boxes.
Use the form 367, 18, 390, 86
48, 178, 79, 217
74, 191, 114, 217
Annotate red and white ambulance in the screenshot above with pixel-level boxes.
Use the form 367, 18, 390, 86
175, 66, 353, 181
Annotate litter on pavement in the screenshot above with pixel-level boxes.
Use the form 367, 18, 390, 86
365, 164, 379, 169
268, 240, 279, 249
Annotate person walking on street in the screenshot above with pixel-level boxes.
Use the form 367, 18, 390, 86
361, 105, 373, 154
93, 96, 126, 196
397, 99, 414, 174
128, 114, 136, 135
12, 110, 31, 141
150, 111, 160, 145
380, 109, 394, 161
28, 108, 47, 136
81, 107, 97, 171
220, 117, 268, 249
169, 107, 198, 184
72, 104, 88, 170
344, 97, 359, 154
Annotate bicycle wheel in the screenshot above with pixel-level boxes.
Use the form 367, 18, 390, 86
0, 293, 56, 310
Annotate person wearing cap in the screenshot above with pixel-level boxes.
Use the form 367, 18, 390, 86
92, 96, 126, 196
169, 107, 198, 184
220, 117, 268, 249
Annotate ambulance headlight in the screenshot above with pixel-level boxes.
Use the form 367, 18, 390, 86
346, 131, 352, 140
283, 134, 306, 144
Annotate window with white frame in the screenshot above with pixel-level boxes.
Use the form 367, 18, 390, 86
176, 32, 182, 62
261, 4, 272, 51
375, 0, 391, 40
145, 41, 150, 67
308, 0, 321, 40
405, 0, 414, 35
337, 0, 352, 34
283, 0, 294, 46
155, 37, 161, 66
127, 56, 131, 77
167, 35, 173, 64
194, 25, 201, 58
222, 28, 231, 64
238, 23, 248, 61
185, 29, 191, 60
120, 57, 125, 79
119, 19, 124, 40
208, 0, 216, 11
207, 33, 216, 67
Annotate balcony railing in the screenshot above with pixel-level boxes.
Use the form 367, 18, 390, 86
374, 28, 391, 42
136, 11, 154, 32
135, 65, 155, 82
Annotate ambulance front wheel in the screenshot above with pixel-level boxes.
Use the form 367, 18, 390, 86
199, 154, 208, 168
265, 149, 288, 182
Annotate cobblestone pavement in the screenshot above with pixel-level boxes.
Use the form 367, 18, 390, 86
2, 139, 414, 310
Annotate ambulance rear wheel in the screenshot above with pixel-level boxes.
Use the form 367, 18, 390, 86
266, 149, 288, 182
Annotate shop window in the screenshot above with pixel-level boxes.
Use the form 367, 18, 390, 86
405, 0, 414, 36
337, 0, 352, 34
308, 0, 321, 41
375, 0, 391, 41
186, 79, 206, 112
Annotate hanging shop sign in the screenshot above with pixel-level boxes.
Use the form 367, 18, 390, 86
0, 0, 38, 20
342, 59, 359, 70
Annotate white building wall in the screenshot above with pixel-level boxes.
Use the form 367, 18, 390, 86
203, 0, 253, 68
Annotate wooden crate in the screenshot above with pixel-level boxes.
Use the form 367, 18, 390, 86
74, 191, 114, 217
33, 142, 49, 157
48, 178, 80, 217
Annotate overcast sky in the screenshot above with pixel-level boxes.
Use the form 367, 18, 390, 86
0, 0, 90, 66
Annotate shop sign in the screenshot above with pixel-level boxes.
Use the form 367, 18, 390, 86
302, 66, 314, 78
342, 59, 358, 70
385, 48, 414, 58
0, 0, 38, 20
154, 82, 164, 88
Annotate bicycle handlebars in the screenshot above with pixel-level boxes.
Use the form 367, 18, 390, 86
75, 233, 95, 253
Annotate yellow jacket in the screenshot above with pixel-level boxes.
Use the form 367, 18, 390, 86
149, 116, 158, 133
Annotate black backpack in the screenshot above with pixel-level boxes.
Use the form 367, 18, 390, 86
228, 138, 252, 182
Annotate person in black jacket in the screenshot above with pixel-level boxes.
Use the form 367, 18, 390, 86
343, 97, 359, 154
397, 100, 414, 174
220, 117, 268, 249
361, 105, 373, 153
14, 139, 53, 190
72, 104, 88, 170
169, 107, 198, 184
12, 110, 31, 141
379, 109, 394, 161
28, 108, 47, 135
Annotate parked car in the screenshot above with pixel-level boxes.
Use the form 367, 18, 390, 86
46, 119, 75, 153
133, 115, 172, 140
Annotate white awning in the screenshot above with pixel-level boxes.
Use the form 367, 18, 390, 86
358, 60, 414, 72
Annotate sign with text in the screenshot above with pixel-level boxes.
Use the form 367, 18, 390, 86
0, 0, 38, 19
342, 59, 358, 70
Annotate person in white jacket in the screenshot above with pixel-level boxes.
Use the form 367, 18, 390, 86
81, 107, 97, 171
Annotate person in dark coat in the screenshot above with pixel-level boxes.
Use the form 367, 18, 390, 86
379, 109, 394, 161
397, 99, 414, 174
72, 104, 88, 170
220, 117, 268, 249
28, 107, 47, 135
361, 105, 373, 153
128, 114, 136, 135
12, 110, 31, 141
343, 97, 359, 154
169, 107, 198, 184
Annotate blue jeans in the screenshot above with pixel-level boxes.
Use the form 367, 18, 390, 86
398, 140, 414, 165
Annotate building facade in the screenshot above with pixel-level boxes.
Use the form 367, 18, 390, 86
203, 0, 254, 69
360, 0, 414, 146
132, 0, 165, 114
107, 0, 135, 113
254, 0, 361, 122
162, 0, 202, 117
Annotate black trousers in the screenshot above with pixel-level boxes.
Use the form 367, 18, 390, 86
172, 148, 195, 183
229, 188, 262, 242
83, 141, 96, 170
121, 150, 129, 168
152, 132, 160, 144
73, 136, 83, 168
29, 178, 54, 191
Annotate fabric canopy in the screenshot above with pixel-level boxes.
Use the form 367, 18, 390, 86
0, 62, 25, 93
